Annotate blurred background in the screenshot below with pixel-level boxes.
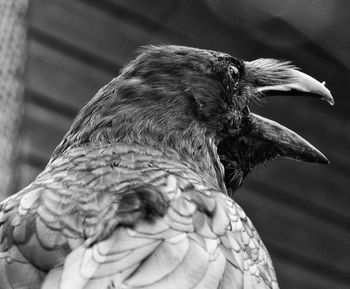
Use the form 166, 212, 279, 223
1, 0, 349, 288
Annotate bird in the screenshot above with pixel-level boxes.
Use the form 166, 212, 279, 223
0, 45, 333, 289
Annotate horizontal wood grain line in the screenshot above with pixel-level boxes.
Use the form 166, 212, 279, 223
26, 89, 78, 119
80, 0, 191, 41
274, 258, 349, 289
19, 149, 47, 170
29, 0, 188, 71
246, 178, 350, 233
237, 187, 350, 274
26, 39, 113, 109
266, 240, 350, 283
27, 1, 349, 125
247, 162, 350, 224
28, 26, 117, 74
109, 0, 349, 73
28, 0, 350, 101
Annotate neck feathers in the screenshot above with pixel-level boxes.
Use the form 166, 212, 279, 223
51, 77, 226, 190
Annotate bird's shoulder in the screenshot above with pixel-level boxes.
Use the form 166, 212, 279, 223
0, 143, 278, 289
54, 165, 279, 289
0, 142, 217, 265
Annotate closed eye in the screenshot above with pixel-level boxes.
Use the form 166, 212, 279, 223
229, 65, 240, 84
229, 65, 239, 78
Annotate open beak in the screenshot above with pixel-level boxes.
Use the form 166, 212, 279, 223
242, 60, 334, 164
245, 113, 329, 164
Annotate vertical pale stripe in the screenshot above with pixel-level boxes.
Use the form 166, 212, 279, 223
0, 0, 29, 198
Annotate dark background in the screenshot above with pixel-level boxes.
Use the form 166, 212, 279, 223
19, 0, 350, 288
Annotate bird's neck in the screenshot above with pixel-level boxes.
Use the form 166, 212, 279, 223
53, 126, 225, 190
51, 85, 226, 190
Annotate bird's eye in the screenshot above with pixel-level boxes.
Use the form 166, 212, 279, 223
229, 65, 239, 79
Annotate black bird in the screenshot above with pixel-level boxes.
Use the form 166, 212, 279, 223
0, 45, 333, 289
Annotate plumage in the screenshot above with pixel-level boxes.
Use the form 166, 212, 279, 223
0, 45, 333, 288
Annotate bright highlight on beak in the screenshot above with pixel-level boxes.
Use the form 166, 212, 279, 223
257, 69, 334, 105
234, 59, 335, 165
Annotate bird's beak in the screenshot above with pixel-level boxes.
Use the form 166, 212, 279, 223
243, 113, 329, 164
256, 69, 334, 105
240, 60, 334, 164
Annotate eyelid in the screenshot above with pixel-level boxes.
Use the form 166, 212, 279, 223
229, 65, 239, 77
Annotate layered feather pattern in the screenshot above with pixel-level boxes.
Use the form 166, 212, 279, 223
0, 143, 278, 289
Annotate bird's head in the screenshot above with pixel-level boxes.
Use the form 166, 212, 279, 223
217, 58, 334, 193
53, 45, 333, 192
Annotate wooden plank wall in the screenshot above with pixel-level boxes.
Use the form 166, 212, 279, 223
20, 0, 350, 288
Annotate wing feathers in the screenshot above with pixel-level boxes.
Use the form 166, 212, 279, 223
0, 144, 279, 289
130, 238, 210, 289
60, 239, 160, 289
125, 235, 189, 287
0, 246, 44, 289
220, 263, 244, 289
194, 249, 226, 289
